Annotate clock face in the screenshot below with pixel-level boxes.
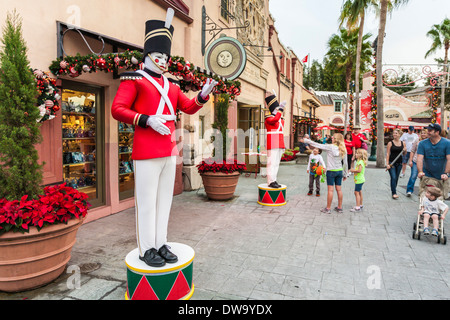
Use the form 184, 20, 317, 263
205, 37, 247, 80
217, 50, 233, 68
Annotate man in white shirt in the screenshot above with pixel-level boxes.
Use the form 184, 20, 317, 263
400, 126, 419, 178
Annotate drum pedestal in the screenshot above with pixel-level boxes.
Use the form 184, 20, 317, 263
257, 183, 287, 206
125, 242, 195, 300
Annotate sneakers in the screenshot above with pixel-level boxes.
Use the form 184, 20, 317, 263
350, 207, 361, 212
423, 227, 430, 235
431, 229, 439, 237
320, 207, 331, 214
406, 192, 412, 197
307, 191, 313, 196
334, 207, 343, 213
316, 191, 320, 197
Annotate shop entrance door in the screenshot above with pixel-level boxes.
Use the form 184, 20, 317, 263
238, 104, 261, 173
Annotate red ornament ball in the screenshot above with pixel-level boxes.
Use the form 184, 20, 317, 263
96, 58, 106, 68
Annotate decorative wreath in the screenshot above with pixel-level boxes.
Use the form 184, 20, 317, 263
33, 69, 61, 123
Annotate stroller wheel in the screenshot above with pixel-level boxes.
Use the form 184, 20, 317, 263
413, 231, 421, 240
442, 235, 447, 245
413, 222, 417, 231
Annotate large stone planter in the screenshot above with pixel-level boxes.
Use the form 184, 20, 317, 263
200, 171, 240, 200
0, 218, 84, 292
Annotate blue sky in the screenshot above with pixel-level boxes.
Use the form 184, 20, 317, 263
269, 0, 450, 68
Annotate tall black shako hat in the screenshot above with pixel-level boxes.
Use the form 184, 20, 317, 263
143, 8, 175, 59
265, 94, 280, 114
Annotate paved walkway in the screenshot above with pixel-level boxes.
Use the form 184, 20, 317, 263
2, 159, 450, 300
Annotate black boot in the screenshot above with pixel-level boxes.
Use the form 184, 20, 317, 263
158, 244, 178, 263
269, 181, 281, 188
139, 248, 166, 267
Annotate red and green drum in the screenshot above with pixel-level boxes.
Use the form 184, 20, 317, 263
257, 183, 287, 206
125, 242, 195, 300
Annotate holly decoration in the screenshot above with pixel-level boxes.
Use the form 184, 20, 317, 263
33, 69, 61, 123
49, 51, 242, 99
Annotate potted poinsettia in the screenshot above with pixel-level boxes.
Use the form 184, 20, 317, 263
0, 11, 90, 292
281, 148, 299, 163
197, 94, 246, 200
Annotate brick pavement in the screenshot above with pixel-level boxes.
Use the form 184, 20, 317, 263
1, 159, 450, 300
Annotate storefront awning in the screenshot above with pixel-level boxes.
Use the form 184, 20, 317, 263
384, 121, 430, 129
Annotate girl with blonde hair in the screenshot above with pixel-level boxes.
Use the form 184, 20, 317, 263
349, 149, 368, 212
301, 133, 348, 214
386, 128, 407, 199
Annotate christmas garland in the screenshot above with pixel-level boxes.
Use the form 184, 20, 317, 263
33, 69, 61, 123
349, 91, 354, 131
48, 50, 241, 99
370, 52, 377, 141
292, 117, 323, 134
168, 56, 241, 99
428, 80, 439, 124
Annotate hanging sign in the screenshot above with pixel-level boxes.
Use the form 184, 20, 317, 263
205, 36, 247, 80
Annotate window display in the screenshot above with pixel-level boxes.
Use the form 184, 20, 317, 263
62, 88, 99, 202
119, 122, 135, 199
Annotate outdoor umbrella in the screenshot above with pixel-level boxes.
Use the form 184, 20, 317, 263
314, 125, 338, 130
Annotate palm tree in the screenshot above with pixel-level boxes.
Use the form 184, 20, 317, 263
375, 0, 409, 168
338, 0, 378, 127
326, 28, 372, 135
425, 18, 450, 118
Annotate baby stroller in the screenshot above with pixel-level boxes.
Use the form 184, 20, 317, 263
412, 185, 447, 245
412, 212, 447, 244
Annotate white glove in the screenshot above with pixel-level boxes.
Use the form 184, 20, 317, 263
201, 78, 218, 99
146, 116, 171, 135
278, 101, 287, 112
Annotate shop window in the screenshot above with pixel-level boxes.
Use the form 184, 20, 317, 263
118, 122, 134, 200
221, 0, 230, 21
334, 100, 342, 113
62, 83, 104, 208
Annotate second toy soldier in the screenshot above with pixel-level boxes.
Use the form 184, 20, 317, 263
264, 91, 286, 189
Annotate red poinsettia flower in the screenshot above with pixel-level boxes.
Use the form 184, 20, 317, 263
197, 158, 247, 174
0, 183, 91, 235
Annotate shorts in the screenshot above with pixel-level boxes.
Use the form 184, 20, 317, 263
402, 152, 410, 164
355, 183, 364, 192
326, 170, 343, 186
422, 211, 441, 218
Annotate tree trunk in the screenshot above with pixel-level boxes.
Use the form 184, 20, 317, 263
354, 12, 365, 126
344, 64, 352, 137
344, 81, 350, 137
376, 0, 388, 168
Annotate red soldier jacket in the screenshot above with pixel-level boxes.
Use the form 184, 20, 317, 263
111, 69, 209, 160
265, 112, 285, 150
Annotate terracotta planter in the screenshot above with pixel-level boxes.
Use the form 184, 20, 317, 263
0, 218, 84, 292
200, 171, 240, 200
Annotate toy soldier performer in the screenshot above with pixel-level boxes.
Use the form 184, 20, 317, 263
264, 91, 286, 188
112, 9, 217, 267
